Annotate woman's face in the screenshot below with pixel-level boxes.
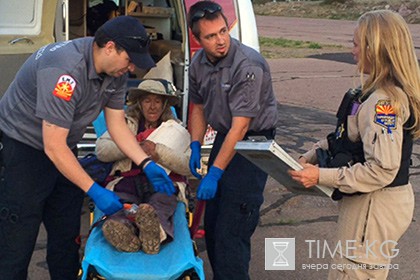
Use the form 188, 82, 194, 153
352, 27, 371, 74
140, 94, 165, 126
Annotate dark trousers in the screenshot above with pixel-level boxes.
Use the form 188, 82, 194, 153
204, 132, 270, 280
0, 134, 84, 280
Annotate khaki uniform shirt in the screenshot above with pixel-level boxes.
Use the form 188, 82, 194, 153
303, 87, 410, 193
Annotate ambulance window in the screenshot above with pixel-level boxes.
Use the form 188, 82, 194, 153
89, 0, 119, 8
0, 0, 43, 35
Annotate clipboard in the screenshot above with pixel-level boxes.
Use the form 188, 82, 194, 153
235, 140, 334, 197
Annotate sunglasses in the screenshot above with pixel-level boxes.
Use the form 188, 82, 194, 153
125, 35, 151, 48
190, 3, 222, 23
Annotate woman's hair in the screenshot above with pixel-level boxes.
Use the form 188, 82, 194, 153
356, 10, 420, 138
126, 94, 176, 126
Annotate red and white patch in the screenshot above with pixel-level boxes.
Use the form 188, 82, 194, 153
52, 75, 76, 101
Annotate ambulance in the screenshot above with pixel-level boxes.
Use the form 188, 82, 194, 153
0, 0, 259, 147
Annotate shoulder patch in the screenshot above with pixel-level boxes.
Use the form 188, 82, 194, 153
52, 75, 76, 101
374, 100, 396, 133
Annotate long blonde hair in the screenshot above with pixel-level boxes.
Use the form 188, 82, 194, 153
356, 10, 420, 138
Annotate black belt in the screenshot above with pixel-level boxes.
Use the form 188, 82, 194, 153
332, 179, 408, 201
244, 128, 276, 140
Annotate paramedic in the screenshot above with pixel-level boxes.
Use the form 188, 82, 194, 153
290, 10, 420, 279
187, 1, 278, 279
0, 16, 174, 280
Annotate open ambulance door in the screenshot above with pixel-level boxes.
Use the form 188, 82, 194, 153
0, 0, 67, 97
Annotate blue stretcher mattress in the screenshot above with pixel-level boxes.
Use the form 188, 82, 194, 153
81, 202, 205, 280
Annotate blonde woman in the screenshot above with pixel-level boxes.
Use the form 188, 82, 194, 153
290, 10, 420, 279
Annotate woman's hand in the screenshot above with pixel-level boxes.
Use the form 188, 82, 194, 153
140, 140, 159, 162
288, 163, 320, 188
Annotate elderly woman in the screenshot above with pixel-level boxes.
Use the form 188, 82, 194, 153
96, 79, 192, 254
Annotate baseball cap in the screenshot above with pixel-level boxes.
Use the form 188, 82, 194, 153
127, 79, 180, 106
100, 16, 156, 70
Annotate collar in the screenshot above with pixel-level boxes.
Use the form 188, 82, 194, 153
86, 38, 101, 80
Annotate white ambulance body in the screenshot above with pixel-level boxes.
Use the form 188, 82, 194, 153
0, 0, 259, 147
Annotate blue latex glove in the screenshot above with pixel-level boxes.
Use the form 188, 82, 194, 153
86, 182, 123, 215
197, 166, 224, 200
143, 161, 175, 196
189, 141, 202, 179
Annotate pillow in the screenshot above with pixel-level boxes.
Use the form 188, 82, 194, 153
143, 51, 173, 83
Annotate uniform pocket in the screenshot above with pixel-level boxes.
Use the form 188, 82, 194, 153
372, 132, 400, 170
230, 202, 260, 239
360, 197, 373, 245
338, 194, 372, 246
0, 202, 22, 252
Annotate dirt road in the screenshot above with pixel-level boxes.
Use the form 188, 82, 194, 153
256, 15, 420, 52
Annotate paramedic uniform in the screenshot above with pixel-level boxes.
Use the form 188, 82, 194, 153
0, 38, 126, 279
189, 38, 278, 279
302, 87, 414, 279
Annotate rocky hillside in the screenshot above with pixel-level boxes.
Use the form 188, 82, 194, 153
253, 0, 420, 24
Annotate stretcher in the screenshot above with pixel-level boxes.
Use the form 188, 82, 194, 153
80, 202, 204, 280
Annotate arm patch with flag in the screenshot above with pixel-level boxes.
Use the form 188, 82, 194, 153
53, 74, 76, 101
